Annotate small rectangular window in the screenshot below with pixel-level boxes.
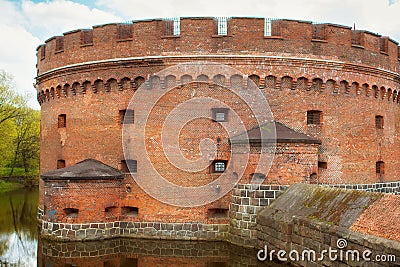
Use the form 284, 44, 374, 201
212, 160, 227, 173
380, 38, 388, 53
119, 109, 134, 124
212, 108, 229, 122
40, 46, 46, 60
57, 160, 66, 169
312, 24, 326, 40
81, 30, 93, 45
58, 114, 66, 128
318, 161, 327, 169
121, 160, 137, 173
55, 37, 64, 52
117, 24, 133, 40
164, 18, 180, 36
307, 110, 322, 125
215, 17, 229, 35
376, 161, 384, 174
375, 115, 384, 129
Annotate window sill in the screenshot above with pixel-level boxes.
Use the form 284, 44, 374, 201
311, 39, 328, 43
351, 44, 364, 49
117, 38, 133, 42
162, 35, 180, 39
80, 43, 94, 47
264, 36, 283, 40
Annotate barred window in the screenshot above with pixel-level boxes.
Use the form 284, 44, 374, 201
215, 17, 229, 35
212, 108, 229, 122
119, 109, 134, 124
307, 110, 322, 125
164, 18, 180, 36
213, 160, 227, 173
58, 114, 66, 128
375, 115, 384, 129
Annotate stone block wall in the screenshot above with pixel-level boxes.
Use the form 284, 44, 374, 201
40, 220, 228, 241
228, 184, 288, 247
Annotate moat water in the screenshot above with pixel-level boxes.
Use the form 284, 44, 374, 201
0, 188, 290, 267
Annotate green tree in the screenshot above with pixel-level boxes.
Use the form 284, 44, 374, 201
0, 70, 26, 126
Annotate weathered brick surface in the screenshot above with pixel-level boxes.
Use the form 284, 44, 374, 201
36, 18, 400, 230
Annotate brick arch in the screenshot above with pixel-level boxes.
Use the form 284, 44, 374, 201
296, 77, 308, 91
280, 76, 293, 90
265, 75, 277, 90
165, 75, 176, 88
326, 79, 336, 93
310, 78, 323, 92
45, 89, 50, 101
362, 83, 370, 97
148, 75, 160, 89
213, 74, 225, 85
197, 74, 209, 82
50, 87, 55, 99
106, 78, 118, 92
380, 86, 386, 100
120, 77, 131, 90
230, 74, 243, 89
339, 80, 349, 95
248, 74, 260, 89
56, 85, 62, 98
71, 82, 80, 96
351, 82, 360, 96
62, 84, 70, 97
82, 81, 91, 94
180, 74, 192, 84
393, 90, 397, 102
93, 79, 104, 93
372, 85, 379, 98
133, 76, 145, 90
387, 88, 392, 101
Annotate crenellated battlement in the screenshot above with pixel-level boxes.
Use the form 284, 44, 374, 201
36, 17, 400, 76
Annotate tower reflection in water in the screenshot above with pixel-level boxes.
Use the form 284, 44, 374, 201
38, 238, 288, 267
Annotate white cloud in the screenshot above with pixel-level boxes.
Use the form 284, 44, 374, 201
0, 0, 122, 109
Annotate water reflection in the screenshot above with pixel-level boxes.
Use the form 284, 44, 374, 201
39, 238, 288, 267
0, 188, 290, 266
0, 188, 38, 266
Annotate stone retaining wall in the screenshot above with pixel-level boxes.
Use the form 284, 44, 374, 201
40, 220, 228, 241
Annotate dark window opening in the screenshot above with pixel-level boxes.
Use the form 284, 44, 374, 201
121, 160, 137, 173
375, 115, 384, 129
117, 24, 133, 40
163, 18, 180, 36
212, 160, 227, 173
312, 24, 326, 40
57, 160, 66, 169
58, 114, 66, 128
380, 38, 388, 53
63, 208, 78, 218
318, 161, 327, 169
307, 110, 322, 125
81, 30, 93, 45
208, 208, 228, 219
376, 161, 384, 182
40, 46, 45, 60
122, 206, 138, 217
212, 108, 229, 122
119, 109, 134, 124
55, 37, 64, 52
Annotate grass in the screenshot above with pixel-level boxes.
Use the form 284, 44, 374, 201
0, 167, 27, 177
0, 179, 24, 192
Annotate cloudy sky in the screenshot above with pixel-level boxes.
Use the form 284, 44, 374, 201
1, 0, 400, 109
